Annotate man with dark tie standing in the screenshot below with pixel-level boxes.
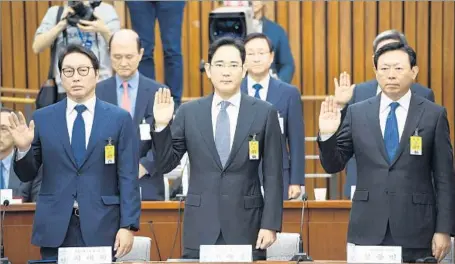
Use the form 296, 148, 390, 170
318, 42, 454, 262
151, 37, 283, 260
9, 44, 141, 260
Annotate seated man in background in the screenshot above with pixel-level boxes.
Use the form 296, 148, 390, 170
0, 107, 41, 202
97, 29, 166, 201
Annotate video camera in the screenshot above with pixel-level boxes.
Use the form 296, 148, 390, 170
67, 0, 102, 27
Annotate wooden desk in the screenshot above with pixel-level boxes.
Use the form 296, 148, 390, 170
2, 201, 351, 264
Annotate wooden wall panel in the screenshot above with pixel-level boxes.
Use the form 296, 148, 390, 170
2, 0, 454, 199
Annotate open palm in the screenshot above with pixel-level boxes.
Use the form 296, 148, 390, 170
319, 96, 341, 134
334, 72, 355, 107
153, 88, 175, 127
7, 112, 35, 151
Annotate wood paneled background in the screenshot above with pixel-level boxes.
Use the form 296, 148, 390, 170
1, 1, 454, 199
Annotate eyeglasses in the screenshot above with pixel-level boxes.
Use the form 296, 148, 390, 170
61, 66, 94, 77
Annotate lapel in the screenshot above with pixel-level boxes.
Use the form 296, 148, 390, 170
266, 78, 283, 106
224, 94, 257, 169
52, 99, 78, 168
101, 77, 118, 105
196, 94, 223, 170
79, 99, 110, 169
133, 75, 149, 125
8, 151, 20, 189
240, 78, 248, 94
389, 94, 425, 167
365, 95, 389, 164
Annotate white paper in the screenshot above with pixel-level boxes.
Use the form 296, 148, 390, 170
58, 247, 112, 264
0, 189, 12, 205
350, 185, 356, 201
347, 243, 401, 263
200, 245, 252, 262
140, 123, 151, 141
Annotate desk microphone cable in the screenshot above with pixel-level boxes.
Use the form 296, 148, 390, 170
169, 195, 185, 259
147, 220, 162, 261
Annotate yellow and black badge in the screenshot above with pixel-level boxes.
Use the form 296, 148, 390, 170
105, 137, 115, 164
410, 128, 422, 156
249, 134, 259, 160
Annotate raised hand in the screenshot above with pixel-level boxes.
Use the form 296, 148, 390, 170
7, 112, 35, 151
319, 96, 341, 134
153, 88, 175, 127
334, 72, 355, 108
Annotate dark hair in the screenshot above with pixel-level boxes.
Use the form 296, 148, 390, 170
244, 32, 273, 52
0, 107, 14, 114
208, 37, 246, 64
108, 32, 142, 53
373, 42, 417, 69
372, 29, 408, 52
57, 44, 100, 73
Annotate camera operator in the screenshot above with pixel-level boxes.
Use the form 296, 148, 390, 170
32, 1, 120, 99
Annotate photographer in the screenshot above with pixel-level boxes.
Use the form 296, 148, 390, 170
33, 1, 120, 99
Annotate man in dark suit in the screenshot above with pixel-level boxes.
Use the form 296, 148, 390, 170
334, 30, 435, 198
9, 44, 141, 260
318, 42, 454, 262
151, 37, 283, 260
241, 33, 305, 200
97, 29, 164, 201
0, 107, 41, 202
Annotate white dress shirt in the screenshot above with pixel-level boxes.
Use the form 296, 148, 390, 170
247, 74, 270, 101
253, 19, 263, 33
211, 91, 241, 150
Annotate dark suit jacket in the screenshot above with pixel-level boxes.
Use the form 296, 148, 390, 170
96, 74, 163, 200
318, 93, 455, 248
14, 98, 141, 248
151, 93, 283, 250
241, 77, 305, 199
262, 18, 295, 84
341, 80, 435, 198
7, 151, 42, 202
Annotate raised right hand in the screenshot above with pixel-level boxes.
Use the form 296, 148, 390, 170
7, 112, 35, 151
153, 88, 175, 127
319, 96, 341, 134
334, 72, 355, 108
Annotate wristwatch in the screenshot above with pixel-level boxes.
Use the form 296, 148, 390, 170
122, 225, 138, 232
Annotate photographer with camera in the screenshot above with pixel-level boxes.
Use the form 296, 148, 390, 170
33, 0, 120, 106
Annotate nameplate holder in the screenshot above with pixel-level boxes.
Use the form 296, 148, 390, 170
200, 245, 252, 262
58, 246, 112, 264
0, 190, 12, 205
347, 243, 401, 263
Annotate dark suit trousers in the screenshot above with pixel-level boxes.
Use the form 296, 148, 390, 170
182, 232, 266, 261
381, 221, 432, 263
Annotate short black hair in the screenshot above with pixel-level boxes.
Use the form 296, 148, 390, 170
244, 32, 273, 52
57, 44, 100, 73
372, 29, 408, 52
0, 107, 14, 114
108, 32, 142, 53
208, 37, 246, 64
373, 42, 417, 69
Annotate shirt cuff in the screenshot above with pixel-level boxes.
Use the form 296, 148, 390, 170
155, 125, 167, 132
319, 133, 335, 141
16, 146, 31, 160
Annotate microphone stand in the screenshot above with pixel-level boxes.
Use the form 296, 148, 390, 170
0, 200, 11, 264
290, 194, 312, 262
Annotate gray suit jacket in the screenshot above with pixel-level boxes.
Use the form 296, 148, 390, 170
318, 94, 455, 248
8, 151, 41, 202
151, 93, 283, 250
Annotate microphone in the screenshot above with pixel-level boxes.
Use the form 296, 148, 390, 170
290, 194, 312, 262
0, 199, 11, 264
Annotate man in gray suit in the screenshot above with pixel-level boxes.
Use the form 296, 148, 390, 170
0, 107, 41, 202
318, 42, 454, 262
334, 30, 435, 198
151, 37, 283, 260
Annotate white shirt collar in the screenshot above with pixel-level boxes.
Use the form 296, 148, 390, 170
213, 90, 242, 108
380, 88, 412, 113
248, 74, 270, 91
66, 95, 97, 115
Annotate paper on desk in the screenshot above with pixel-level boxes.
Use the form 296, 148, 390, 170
58, 246, 112, 264
267, 233, 300, 260
200, 245, 252, 262
347, 243, 401, 263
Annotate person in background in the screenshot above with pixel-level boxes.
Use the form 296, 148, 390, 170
333, 30, 435, 199
249, 1, 295, 83
33, 0, 120, 99
126, 1, 186, 108
242, 33, 305, 200
97, 29, 166, 201
0, 107, 41, 202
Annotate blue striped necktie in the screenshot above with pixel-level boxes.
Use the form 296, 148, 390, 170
384, 102, 400, 163
253, 84, 262, 99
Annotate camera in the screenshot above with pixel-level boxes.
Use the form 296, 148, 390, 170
67, 0, 102, 27
208, 6, 254, 44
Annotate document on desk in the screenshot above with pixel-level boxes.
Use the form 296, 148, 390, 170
347, 243, 401, 263
200, 245, 252, 262
58, 247, 112, 264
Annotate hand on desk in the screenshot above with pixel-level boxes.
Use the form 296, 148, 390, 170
256, 229, 276, 250
288, 185, 301, 199
432, 232, 450, 262
114, 228, 134, 258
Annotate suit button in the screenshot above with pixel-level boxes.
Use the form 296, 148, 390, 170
77, 171, 81, 176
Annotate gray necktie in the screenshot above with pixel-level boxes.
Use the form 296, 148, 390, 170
215, 101, 231, 167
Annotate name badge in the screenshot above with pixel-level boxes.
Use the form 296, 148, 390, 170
410, 129, 422, 156
105, 137, 115, 164
139, 119, 151, 140
249, 134, 259, 160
